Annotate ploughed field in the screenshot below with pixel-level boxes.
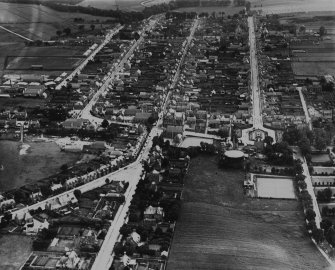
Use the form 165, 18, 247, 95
167, 155, 329, 270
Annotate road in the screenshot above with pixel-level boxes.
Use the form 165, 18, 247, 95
90, 18, 199, 270
240, 17, 276, 145
248, 16, 263, 129
78, 18, 160, 126
55, 24, 124, 90
297, 87, 313, 130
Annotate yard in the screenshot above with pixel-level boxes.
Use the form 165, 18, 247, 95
0, 234, 33, 270
311, 153, 332, 164
167, 155, 330, 270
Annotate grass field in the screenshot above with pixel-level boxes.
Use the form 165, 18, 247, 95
0, 235, 32, 270
167, 155, 330, 270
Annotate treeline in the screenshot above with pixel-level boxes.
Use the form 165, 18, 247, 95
0, 0, 235, 24
172, 0, 231, 8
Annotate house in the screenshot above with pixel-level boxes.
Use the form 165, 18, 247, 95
165, 125, 184, 139
23, 85, 46, 97
62, 118, 88, 130
134, 112, 152, 123
144, 205, 164, 222
24, 217, 49, 235
83, 141, 107, 154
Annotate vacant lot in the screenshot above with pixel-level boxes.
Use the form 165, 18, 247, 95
0, 235, 32, 270
167, 155, 329, 270
256, 176, 296, 199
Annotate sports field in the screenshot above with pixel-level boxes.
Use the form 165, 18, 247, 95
167, 155, 330, 270
256, 176, 296, 199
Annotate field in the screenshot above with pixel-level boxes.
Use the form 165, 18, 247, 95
79, 0, 168, 11
6, 56, 83, 71
250, 0, 335, 14
0, 2, 114, 76
0, 140, 81, 191
256, 176, 296, 199
0, 235, 33, 270
167, 155, 330, 270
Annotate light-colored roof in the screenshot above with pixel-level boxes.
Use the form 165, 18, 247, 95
224, 150, 244, 158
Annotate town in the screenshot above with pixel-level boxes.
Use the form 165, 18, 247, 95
0, 0, 334, 270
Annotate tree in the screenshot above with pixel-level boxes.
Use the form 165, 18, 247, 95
56, 30, 62, 37
299, 25, 306, 33
321, 219, 333, 233
78, 25, 85, 31
263, 135, 274, 146
119, 224, 132, 237
245, 1, 251, 11
40, 185, 52, 197
312, 228, 324, 244
305, 208, 316, 222
101, 119, 109, 129
60, 164, 68, 172
90, 24, 95, 31
63, 28, 71, 35
319, 26, 326, 36
315, 136, 327, 151
74, 189, 82, 199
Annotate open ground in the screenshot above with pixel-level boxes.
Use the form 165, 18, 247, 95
0, 235, 32, 270
167, 155, 330, 270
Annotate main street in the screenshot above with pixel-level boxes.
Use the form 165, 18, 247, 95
56, 24, 124, 90
248, 16, 262, 129
90, 18, 199, 270
241, 17, 276, 145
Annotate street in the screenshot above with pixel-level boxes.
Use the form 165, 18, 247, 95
56, 24, 124, 90
78, 18, 160, 126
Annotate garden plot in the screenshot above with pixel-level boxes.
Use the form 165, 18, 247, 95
256, 177, 296, 199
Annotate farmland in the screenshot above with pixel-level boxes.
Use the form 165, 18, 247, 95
0, 2, 116, 76
167, 155, 329, 270
250, 0, 335, 14
79, 0, 169, 11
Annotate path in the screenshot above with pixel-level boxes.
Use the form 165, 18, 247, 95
0, 25, 33, 42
